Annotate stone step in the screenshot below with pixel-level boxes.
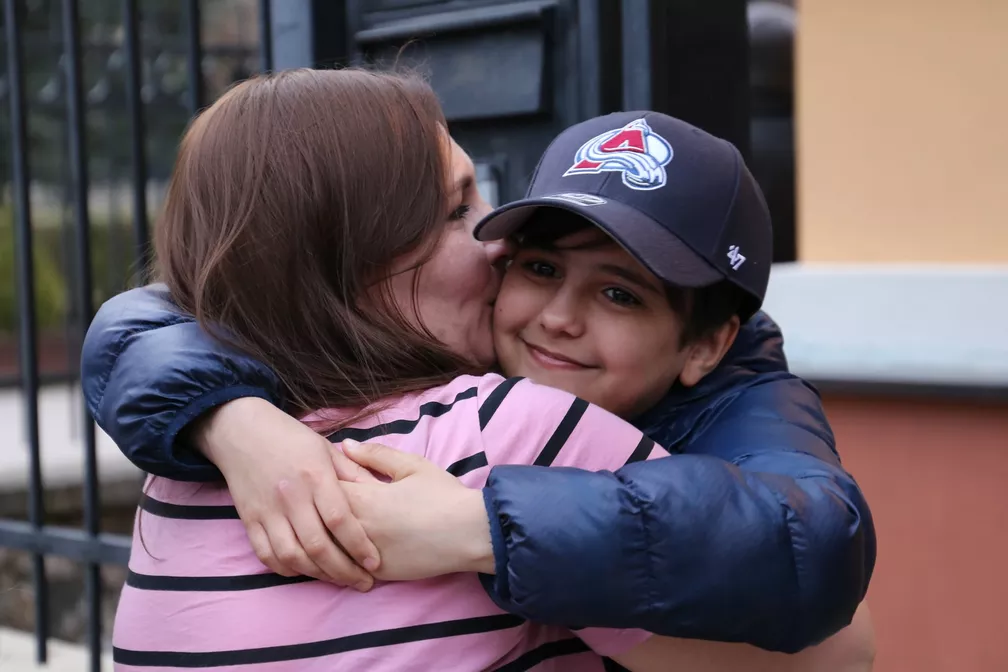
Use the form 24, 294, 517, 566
0, 384, 142, 494
0, 627, 113, 671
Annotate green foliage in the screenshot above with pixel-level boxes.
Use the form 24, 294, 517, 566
0, 0, 258, 335
0, 208, 66, 332
0, 203, 140, 333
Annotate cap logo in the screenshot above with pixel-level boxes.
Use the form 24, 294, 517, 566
541, 193, 607, 207
563, 118, 673, 191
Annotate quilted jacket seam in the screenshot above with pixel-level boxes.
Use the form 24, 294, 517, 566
616, 470, 657, 622
93, 315, 191, 423
769, 484, 806, 650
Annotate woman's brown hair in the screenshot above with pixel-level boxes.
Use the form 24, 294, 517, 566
155, 68, 476, 422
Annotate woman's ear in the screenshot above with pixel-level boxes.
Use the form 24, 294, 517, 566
678, 315, 741, 387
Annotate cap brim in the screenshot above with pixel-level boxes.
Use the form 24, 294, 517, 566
474, 196, 723, 288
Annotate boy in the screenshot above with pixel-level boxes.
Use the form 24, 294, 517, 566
338, 113, 876, 668
332, 111, 875, 660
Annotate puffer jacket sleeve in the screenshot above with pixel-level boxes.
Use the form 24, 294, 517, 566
81, 284, 281, 480
480, 327, 875, 653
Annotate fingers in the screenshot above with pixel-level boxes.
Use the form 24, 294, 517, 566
260, 516, 328, 582
330, 445, 381, 484
341, 439, 425, 482
247, 522, 296, 577
276, 476, 377, 588
311, 472, 381, 575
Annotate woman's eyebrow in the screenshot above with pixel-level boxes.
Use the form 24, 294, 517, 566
453, 173, 473, 194
452, 155, 476, 195
597, 263, 663, 295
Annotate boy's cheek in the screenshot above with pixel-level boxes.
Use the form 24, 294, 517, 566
492, 282, 531, 335
491, 306, 519, 367
492, 332, 523, 378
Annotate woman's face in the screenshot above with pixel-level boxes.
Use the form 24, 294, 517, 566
387, 138, 509, 367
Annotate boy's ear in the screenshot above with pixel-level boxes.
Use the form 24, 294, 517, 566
678, 316, 741, 387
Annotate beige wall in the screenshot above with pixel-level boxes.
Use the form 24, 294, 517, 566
796, 0, 1008, 262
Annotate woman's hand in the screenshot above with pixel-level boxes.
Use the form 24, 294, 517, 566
192, 398, 381, 589
333, 440, 495, 581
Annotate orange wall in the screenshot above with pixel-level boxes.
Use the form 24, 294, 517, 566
824, 394, 1008, 672
795, 0, 1008, 262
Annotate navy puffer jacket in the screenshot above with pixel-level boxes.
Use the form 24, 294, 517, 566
82, 284, 875, 653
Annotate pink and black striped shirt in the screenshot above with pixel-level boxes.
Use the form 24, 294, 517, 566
113, 374, 669, 670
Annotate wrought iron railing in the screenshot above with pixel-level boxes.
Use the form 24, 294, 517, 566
0, 2, 270, 670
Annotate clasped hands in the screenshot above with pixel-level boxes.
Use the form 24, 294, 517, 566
201, 398, 492, 590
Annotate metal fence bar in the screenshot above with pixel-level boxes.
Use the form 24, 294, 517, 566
0, 522, 132, 565
3, 0, 50, 663
187, 0, 204, 113
60, 1, 103, 669
260, 0, 273, 72
122, 0, 150, 279
575, 0, 601, 119
621, 0, 652, 110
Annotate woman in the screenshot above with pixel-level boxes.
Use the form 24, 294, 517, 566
114, 68, 871, 670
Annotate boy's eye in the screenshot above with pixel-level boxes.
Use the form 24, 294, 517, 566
603, 287, 641, 307
524, 260, 558, 278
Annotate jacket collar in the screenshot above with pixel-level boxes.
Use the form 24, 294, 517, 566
633, 311, 790, 447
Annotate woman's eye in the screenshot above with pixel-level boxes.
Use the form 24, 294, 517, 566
449, 203, 471, 221
603, 287, 641, 306
524, 261, 558, 278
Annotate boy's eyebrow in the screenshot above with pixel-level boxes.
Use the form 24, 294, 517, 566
597, 263, 664, 295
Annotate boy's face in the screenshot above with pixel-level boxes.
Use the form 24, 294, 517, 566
493, 226, 692, 419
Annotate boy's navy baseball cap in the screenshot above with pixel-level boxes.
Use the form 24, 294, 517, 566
473, 111, 773, 320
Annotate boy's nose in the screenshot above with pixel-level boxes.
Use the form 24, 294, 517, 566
539, 293, 586, 339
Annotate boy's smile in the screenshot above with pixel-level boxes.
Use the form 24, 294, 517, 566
493, 226, 692, 419
520, 340, 596, 371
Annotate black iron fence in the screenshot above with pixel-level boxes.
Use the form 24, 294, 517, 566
0, 1, 269, 669
0, 0, 272, 387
